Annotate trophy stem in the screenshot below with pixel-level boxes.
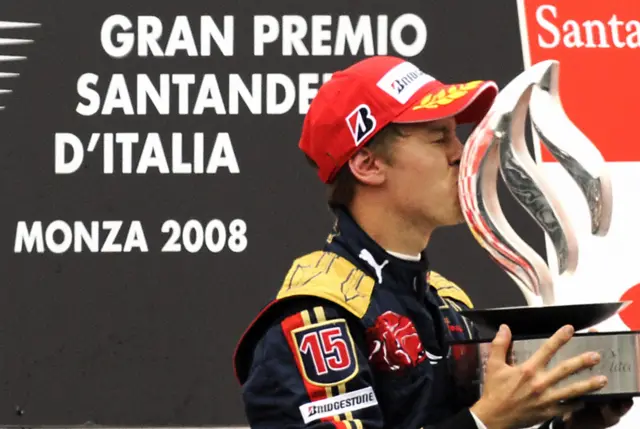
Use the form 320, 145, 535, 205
506, 271, 544, 307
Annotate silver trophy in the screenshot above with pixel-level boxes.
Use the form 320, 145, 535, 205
451, 59, 640, 399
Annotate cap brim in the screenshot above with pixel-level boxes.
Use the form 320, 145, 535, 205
393, 80, 499, 125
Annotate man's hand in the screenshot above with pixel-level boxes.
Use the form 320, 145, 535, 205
470, 324, 607, 429
561, 327, 635, 428
562, 399, 634, 429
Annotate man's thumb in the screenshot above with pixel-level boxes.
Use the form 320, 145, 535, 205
489, 324, 511, 363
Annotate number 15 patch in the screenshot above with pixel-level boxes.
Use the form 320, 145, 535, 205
291, 319, 359, 386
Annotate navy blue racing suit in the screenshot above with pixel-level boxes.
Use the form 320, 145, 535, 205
233, 207, 563, 429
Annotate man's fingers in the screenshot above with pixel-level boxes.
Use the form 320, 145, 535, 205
614, 398, 634, 415
541, 375, 608, 405
488, 324, 511, 366
600, 404, 622, 425
526, 325, 575, 369
534, 352, 601, 391
621, 399, 634, 415
606, 399, 634, 418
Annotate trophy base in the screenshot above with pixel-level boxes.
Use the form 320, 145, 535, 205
450, 331, 640, 401
459, 302, 631, 337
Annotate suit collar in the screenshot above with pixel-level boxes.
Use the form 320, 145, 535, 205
324, 206, 430, 295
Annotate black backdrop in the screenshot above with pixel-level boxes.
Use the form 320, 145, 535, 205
0, 0, 545, 426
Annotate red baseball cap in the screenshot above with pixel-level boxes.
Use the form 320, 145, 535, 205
299, 56, 499, 183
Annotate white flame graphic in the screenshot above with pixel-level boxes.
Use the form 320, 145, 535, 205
0, 20, 41, 111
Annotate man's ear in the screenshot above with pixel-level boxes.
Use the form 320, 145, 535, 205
347, 149, 387, 186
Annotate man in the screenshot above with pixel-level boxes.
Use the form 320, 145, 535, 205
233, 56, 633, 429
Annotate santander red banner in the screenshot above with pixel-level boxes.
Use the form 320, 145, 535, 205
518, 1, 640, 335
519, 0, 639, 163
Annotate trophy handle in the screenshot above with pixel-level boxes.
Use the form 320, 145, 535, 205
461, 104, 554, 306
459, 60, 613, 307
528, 63, 613, 237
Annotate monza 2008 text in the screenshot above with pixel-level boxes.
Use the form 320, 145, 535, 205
13, 219, 247, 254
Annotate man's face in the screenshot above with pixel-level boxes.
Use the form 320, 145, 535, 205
383, 117, 465, 228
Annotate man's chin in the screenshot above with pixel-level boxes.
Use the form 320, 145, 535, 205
435, 211, 466, 229
453, 203, 465, 224
447, 217, 466, 228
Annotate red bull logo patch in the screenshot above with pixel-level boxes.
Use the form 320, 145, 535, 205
366, 311, 440, 371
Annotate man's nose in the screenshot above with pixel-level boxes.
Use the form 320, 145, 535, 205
451, 136, 464, 164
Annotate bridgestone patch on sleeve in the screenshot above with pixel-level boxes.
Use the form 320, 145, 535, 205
299, 386, 378, 424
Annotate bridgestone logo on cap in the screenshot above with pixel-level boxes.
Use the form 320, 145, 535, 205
376, 61, 435, 104
299, 387, 378, 423
345, 104, 377, 146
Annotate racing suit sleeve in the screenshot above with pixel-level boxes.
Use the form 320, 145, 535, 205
241, 297, 383, 428
240, 297, 483, 429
